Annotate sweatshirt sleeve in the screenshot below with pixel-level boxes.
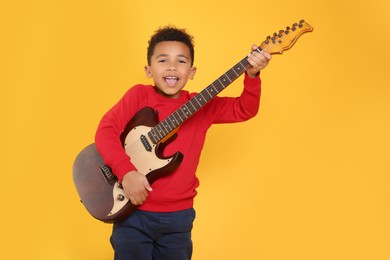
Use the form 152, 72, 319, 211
205, 73, 261, 124
94, 86, 142, 181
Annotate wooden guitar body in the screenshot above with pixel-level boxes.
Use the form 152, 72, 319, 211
73, 107, 183, 223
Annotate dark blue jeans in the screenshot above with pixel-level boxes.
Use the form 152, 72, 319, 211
110, 208, 196, 260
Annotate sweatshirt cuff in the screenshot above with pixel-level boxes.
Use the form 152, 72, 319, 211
244, 72, 261, 89
245, 70, 260, 79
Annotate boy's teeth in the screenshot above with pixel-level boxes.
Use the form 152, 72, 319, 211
165, 77, 178, 84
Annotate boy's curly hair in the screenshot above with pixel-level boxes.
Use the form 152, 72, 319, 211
147, 25, 195, 66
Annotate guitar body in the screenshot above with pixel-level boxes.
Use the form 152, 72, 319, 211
72, 107, 183, 223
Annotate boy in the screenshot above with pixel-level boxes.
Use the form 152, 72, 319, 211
95, 25, 271, 260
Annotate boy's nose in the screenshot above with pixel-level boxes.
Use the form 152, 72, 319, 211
167, 63, 177, 71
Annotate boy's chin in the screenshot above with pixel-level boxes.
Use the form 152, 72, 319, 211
154, 87, 181, 99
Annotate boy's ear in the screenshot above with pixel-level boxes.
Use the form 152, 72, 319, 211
144, 65, 152, 78
189, 66, 197, 80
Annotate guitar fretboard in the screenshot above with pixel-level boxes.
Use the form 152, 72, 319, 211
148, 49, 261, 144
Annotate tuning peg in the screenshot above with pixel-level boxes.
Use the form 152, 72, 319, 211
271, 33, 277, 42
264, 35, 271, 44
278, 30, 284, 37
299, 20, 305, 28
292, 23, 298, 31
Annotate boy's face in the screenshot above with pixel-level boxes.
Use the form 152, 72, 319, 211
145, 41, 196, 99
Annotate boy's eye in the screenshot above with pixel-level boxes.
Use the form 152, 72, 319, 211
179, 60, 187, 63
158, 59, 167, 63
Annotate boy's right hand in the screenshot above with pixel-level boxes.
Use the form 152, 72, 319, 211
122, 171, 152, 206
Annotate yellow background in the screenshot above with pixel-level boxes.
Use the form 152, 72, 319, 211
2, 0, 390, 259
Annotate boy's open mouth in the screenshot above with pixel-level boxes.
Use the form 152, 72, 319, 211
164, 76, 178, 85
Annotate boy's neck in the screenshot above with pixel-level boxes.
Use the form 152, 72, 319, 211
154, 86, 182, 99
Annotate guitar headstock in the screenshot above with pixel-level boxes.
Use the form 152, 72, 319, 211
260, 20, 313, 55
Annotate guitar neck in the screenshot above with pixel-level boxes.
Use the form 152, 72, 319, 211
148, 51, 259, 144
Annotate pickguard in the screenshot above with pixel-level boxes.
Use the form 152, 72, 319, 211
124, 125, 172, 175
107, 125, 171, 217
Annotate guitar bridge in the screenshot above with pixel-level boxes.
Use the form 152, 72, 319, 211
99, 164, 117, 185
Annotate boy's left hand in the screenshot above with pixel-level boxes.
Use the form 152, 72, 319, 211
246, 44, 272, 78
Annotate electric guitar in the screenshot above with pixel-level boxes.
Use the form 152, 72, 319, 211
73, 20, 314, 223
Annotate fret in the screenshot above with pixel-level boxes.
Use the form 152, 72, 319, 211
209, 84, 220, 94
175, 110, 185, 123
186, 106, 193, 116
166, 116, 176, 130
199, 92, 207, 103
238, 61, 246, 71
194, 96, 202, 107
217, 78, 226, 89
182, 105, 190, 118
170, 115, 178, 125
231, 66, 240, 76
174, 110, 185, 124
203, 87, 214, 99
240, 58, 251, 70
153, 126, 163, 140
156, 125, 167, 137
161, 124, 168, 136
219, 76, 227, 86
150, 128, 158, 141
227, 70, 236, 80
224, 73, 232, 83
213, 79, 223, 92
204, 87, 214, 99
155, 129, 161, 141
160, 120, 170, 133
163, 119, 173, 132
188, 99, 197, 111
148, 130, 158, 144
196, 97, 203, 106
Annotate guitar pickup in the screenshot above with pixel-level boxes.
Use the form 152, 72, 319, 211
140, 135, 152, 152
